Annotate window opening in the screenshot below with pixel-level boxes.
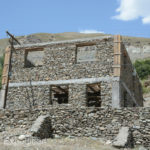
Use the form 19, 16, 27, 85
86, 83, 101, 107
50, 85, 68, 104
24, 48, 44, 68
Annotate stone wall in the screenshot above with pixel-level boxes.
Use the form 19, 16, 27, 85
6, 37, 114, 109
6, 85, 50, 109
6, 82, 112, 109
3, 36, 143, 109
9, 38, 114, 83
0, 107, 150, 147
120, 45, 143, 107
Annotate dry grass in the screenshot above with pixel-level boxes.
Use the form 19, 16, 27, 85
0, 38, 9, 56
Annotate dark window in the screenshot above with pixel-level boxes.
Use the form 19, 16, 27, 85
86, 83, 101, 107
24, 48, 44, 68
50, 85, 68, 104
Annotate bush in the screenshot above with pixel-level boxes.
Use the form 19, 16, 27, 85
134, 59, 150, 80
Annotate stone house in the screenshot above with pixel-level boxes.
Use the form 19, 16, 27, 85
0, 35, 143, 109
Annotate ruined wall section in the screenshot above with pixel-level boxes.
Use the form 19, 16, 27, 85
120, 44, 143, 107
0, 107, 150, 147
9, 38, 114, 83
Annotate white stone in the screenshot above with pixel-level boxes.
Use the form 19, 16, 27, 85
106, 140, 112, 145
18, 135, 26, 141
113, 127, 132, 148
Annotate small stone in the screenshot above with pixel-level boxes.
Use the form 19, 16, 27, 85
133, 125, 140, 129
88, 113, 94, 117
106, 140, 112, 145
100, 127, 105, 131
54, 134, 60, 139
18, 135, 26, 141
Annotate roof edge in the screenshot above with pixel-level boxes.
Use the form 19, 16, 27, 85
14, 36, 113, 49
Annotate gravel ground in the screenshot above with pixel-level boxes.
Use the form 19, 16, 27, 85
0, 137, 148, 150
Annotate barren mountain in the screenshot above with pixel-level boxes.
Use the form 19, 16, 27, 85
0, 32, 150, 62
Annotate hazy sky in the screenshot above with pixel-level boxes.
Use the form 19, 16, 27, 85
0, 0, 150, 39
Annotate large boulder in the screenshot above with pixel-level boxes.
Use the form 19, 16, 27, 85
30, 115, 53, 139
113, 127, 134, 148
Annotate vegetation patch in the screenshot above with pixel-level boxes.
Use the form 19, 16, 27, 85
134, 59, 150, 94
134, 59, 150, 80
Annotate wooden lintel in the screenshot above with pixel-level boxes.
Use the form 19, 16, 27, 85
87, 84, 100, 93
57, 86, 68, 93
88, 86, 96, 93
51, 89, 62, 94
52, 86, 68, 94
76, 42, 96, 47
25, 47, 44, 52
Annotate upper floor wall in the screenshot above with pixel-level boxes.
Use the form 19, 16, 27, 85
9, 37, 114, 83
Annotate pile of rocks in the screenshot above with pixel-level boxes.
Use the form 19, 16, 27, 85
30, 115, 53, 139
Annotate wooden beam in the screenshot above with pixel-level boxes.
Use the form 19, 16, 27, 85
6, 31, 20, 45
87, 86, 96, 93
57, 86, 68, 93
51, 86, 68, 94
0, 46, 12, 108
87, 84, 100, 93
113, 35, 122, 77
2, 46, 11, 85
76, 42, 96, 47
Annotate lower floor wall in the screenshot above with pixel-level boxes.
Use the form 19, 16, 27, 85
6, 82, 112, 109
0, 107, 150, 147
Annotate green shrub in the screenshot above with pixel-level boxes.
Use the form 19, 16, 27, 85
134, 59, 150, 79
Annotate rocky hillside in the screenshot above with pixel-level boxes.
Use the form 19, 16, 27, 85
0, 32, 150, 62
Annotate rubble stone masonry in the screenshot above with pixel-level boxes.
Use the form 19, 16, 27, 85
4, 36, 143, 108
0, 107, 150, 147
6, 37, 115, 109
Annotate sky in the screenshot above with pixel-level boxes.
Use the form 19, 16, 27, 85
0, 0, 150, 39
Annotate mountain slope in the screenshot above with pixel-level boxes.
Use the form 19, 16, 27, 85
0, 32, 150, 62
